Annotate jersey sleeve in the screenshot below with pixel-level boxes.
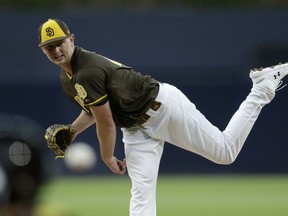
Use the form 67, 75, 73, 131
75, 67, 108, 106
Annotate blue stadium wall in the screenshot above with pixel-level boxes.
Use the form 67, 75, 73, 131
1, 8, 288, 174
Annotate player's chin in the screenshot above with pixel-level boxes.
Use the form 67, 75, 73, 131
53, 56, 66, 65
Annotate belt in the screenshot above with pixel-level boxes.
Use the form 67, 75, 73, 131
138, 101, 161, 125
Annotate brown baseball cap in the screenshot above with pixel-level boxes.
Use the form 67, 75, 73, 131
38, 19, 71, 47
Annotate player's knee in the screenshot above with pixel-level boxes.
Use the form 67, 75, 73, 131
219, 157, 236, 165
212, 142, 239, 165
131, 175, 157, 200
212, 153, 237, 165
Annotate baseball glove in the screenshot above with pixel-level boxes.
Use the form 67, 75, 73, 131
44, 124, 76, 159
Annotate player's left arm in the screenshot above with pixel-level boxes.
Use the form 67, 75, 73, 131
72, 110, 95, 137
89, 101, 126, 175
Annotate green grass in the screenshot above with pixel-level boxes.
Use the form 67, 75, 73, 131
36, 175, 288, 216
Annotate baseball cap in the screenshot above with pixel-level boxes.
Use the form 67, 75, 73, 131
38, 19, 71, 47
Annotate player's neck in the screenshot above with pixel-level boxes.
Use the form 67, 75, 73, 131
63, 67, 73, 76
60, 62, 73, 76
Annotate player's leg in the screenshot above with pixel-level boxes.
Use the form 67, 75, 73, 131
145, 63, 288, 164
144, 83, 238, 163
122, 127, 164, 216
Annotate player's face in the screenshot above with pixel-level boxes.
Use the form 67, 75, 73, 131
41, 35, 75, 68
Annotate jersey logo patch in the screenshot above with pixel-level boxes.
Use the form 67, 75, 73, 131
75, 83, 87, 99
74, 95, 90, 113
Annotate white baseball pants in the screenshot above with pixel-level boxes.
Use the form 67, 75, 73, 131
121, 82, 273, 216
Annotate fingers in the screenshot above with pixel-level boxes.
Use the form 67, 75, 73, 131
116, 160, 126, 170
113, 157, 127, 175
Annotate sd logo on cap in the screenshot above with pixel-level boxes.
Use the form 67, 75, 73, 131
38, 19, 71, 47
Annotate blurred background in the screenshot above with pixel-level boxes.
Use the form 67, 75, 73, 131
1, 0, 288, 215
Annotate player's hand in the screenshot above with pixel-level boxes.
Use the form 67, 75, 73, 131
105, 156, 126, 175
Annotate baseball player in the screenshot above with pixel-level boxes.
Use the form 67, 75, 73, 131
39, 19, 288, 216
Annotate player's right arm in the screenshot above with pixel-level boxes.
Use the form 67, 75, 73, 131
89, 101, 126, 175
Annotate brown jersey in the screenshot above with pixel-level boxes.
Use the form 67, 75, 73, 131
60, 46, 159, 127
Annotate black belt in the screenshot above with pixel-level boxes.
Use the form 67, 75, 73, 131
138, 101, 161, 125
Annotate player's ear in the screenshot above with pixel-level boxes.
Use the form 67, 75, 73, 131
69, 34, 75, 45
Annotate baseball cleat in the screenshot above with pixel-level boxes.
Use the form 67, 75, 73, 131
250, 62, 288, 92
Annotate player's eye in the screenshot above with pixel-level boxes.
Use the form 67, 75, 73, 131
44, 45, 54, 51
55, 41, 64, 47
44, 40, 65, 51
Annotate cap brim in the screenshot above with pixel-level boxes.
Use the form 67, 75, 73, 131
38, 35, 70, 47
